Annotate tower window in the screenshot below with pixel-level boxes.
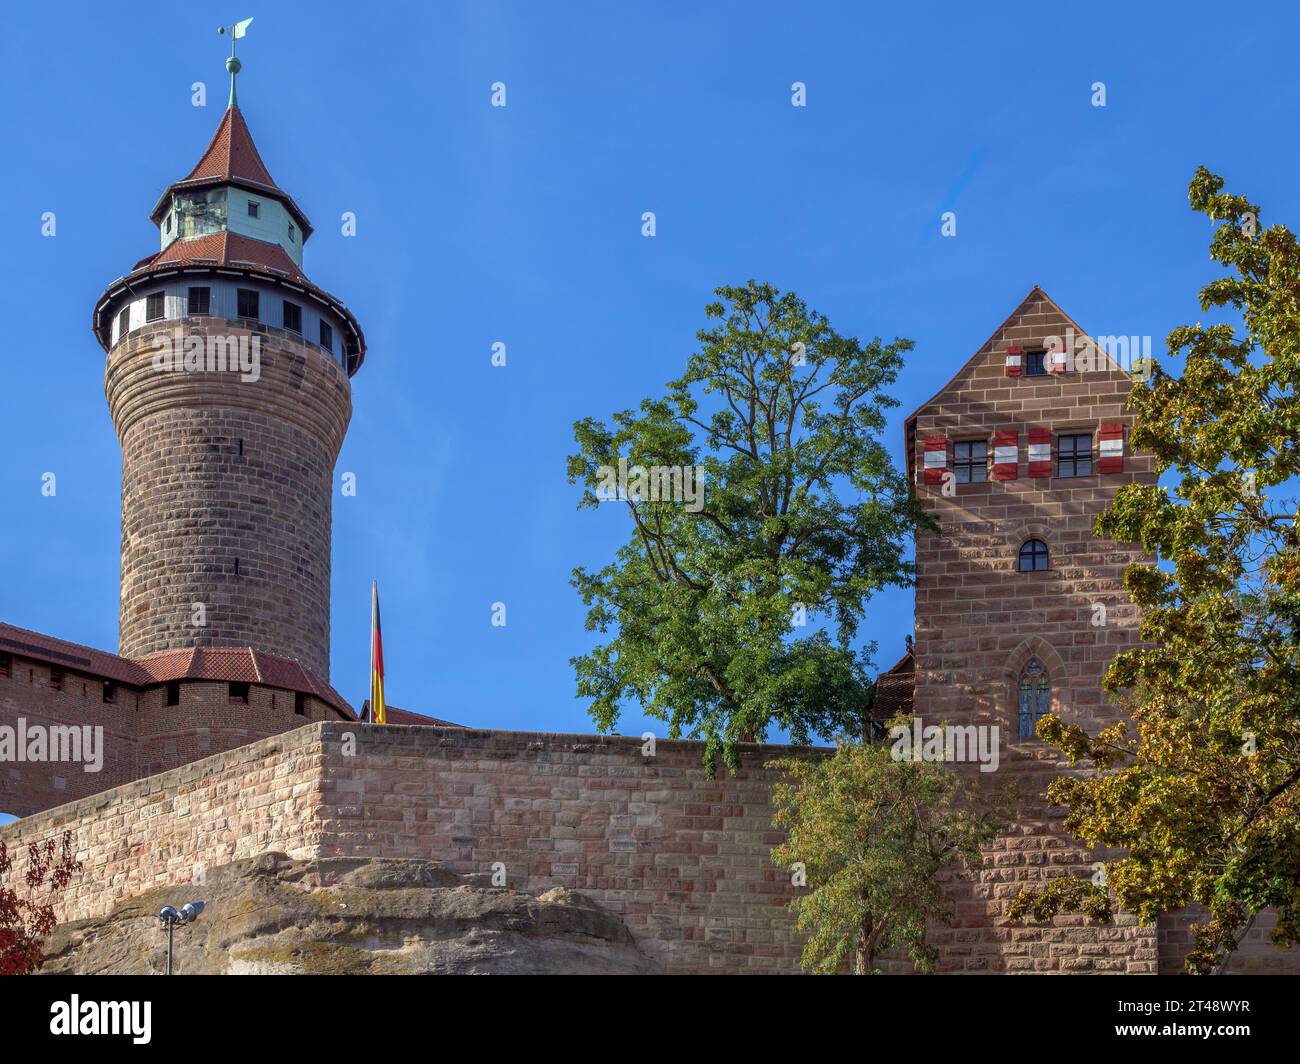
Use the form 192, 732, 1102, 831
187, 286, 210, 315
247, 200, 260, 218
0, 653, 11, 678
229, 682, 250, 704
49, 667, 63, 692
282, 300, 302, 332
1057, 434, 1093, 478
103, 681, 116, 704
287, 222, 296, 243
237, 289, 260, 319
1025, 350, 1047, 376
294, 692, 307, 716
165, 681, 180, 707
145, 292, 165, 321
1018, 538, 1049, 572
319, 321, 333, 353
953, 440, 988, 484
118, 307, 131, 341
1018, 659, 1051, 739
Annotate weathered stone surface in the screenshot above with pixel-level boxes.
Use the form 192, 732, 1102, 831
39, 853, 659, 975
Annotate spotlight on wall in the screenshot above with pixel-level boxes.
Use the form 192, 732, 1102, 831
159, 900, 206, 975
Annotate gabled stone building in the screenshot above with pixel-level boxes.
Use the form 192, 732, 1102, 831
892, 286, 1299, 973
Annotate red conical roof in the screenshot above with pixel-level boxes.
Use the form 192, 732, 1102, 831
149, 105, 313, 239
182, 105, 279, 188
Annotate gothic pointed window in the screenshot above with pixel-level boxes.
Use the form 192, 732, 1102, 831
1018, 659, 1051, 739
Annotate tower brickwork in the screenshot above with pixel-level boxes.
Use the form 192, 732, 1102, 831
904, 287, 1159, 973
92, 101, 366, 679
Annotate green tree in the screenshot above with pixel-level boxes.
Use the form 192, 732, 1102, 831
769, 733, 1009, 974
1010, 168, 1300, 974
567, 281, 930, 772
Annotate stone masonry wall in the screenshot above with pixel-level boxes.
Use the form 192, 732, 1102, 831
0, 658, 341, 817
1, 721, 808, 973
312, 723, 804, 974
5, 719, 1300, 973
0, 725, 322, 923
107, 318, 352, 677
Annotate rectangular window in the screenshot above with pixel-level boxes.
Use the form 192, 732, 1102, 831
187, 286, 210, 315
237, 288, 259, 319
287, 222, 296, 243
295, 692, 307, 716
145, 291, 165, 321
953, 440, 988, 484
0, 652, 11, 678
319, 321, 333, 353
229, 681, 250, 704
103, 681, 116, 704
248, 200, 260, 218
49, 667, 63, 692
118, 307, 131, 340
1025, 350, 1047, 376
165, 681, 180, 707
1057, 433, 1093, 477
282, 300, 302, 332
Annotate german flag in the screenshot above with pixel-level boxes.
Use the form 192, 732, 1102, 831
369, 580, 386, 724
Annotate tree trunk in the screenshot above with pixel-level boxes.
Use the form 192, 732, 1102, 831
855, 913, 874, 975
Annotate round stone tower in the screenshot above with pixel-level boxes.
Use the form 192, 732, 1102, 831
92, 57, 365, 680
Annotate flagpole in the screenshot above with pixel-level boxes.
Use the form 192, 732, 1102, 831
369, 580, 376, 724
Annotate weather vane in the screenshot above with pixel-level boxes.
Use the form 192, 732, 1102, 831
217, 17, 254, 108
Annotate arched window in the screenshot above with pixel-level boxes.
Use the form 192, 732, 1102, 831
1018, 659, 1051, 738
1018, 538, 1049, 572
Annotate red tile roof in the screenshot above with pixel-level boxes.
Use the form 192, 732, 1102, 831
0, 621, 356, 720
871, 645, 914, 723
184, 105, 278, 188
132, 231, 306, 281
149, 106, 313, 239
0, 622, 145, 686
362, 701, 466, 728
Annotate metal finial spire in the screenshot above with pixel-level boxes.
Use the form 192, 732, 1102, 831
218, 18, 254, 109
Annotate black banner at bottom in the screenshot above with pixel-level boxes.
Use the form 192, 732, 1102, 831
1, 972, 1287, 1049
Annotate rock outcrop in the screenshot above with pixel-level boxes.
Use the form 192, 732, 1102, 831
39, 853, 659, 975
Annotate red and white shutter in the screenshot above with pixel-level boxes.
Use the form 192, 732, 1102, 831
1027, 427, 1052, 477
992, 430, 1019, 480
922, 434, 947, 485
1098, 423, 1124, 473
1005, 343, 1023, 377
1048, 337, 1069, 374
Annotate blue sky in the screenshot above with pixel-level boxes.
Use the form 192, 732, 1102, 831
1, 0, 1297, 745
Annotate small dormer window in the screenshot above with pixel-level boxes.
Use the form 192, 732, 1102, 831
248, 200, 260, 218
288, 222, 296, 243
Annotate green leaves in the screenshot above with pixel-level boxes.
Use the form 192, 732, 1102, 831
770, 734, 1011, 974
1018, 168, 1300, 974
568, 281, 929, 772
